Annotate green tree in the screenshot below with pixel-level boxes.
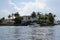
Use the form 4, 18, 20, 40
0, 17, 5, 24
0, 19, 2, 24
1, 17, 5, 20
1, 17, 5, 22
8, 15, 11, 19
36, 12, 41, 24
8, 15, 11, 22
14, 16, 22, 24
37, 12, 41, 16
48, 13, 55, 24
14, 12, 20, 17
31, 11, 36, 18
37, 12, 41, 18
45, 13, 48, 16
14, 12, 22, 25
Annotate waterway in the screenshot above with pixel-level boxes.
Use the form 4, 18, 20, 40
0, 25, 60, 40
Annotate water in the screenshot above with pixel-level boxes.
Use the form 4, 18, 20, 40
0, 25, 60, 40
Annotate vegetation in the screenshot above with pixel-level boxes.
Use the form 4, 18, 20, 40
0, 19, 2, 24
14, 16, 22, 24
31, 11, 36, 18
13, 12, 22, 25
0, 11, 56, 26
14, 12, 20, 18
0, 17, 5, 24
48, 13, 55, 24
8, 15, 11, 19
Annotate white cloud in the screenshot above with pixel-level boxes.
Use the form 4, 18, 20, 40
1, 10, 9, 13
36, 0, 46, 3
8, 0, 21, 11
7, 0, 50, 16
0, 9, 11, 18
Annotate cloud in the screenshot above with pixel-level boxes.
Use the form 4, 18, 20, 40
8, 0, 20, 11
0, 9, 11, 18
7, 0, 50, 16
1, 9, 10, 14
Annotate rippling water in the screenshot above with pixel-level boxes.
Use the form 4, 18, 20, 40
0, 25, 60, 40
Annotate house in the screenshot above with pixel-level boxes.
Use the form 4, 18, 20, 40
21, 16, 29, 23
21, 16, 38, 24
5, 19, 14, 23
21, 14, 49, 24
2, 19, 14, 24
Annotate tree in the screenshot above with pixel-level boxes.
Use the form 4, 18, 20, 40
8, 15, 11, 22
0, 19, 2, 24
36, 12, 41, 24
8, 15, 11, 18
1, 17, 5, 22
14, 16, 22, 24
45, 13, 48, 16
0, 17, 5, 24
37, 12, 42, 20
37, 12, 41, 16
48, 13, 55, 24
13, 12, 22, 25
54, 15, 56, 17
31, 11, 36, 18
14, 12, 20, 18
37, 12, 41, 17
1, 17, 5, 20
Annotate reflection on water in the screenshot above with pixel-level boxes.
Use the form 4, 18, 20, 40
0, 25, 60, 40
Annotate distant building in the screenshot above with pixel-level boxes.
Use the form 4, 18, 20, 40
21, 16, 38, 24
5, 19, 14, 23
21, 14, 50, 24
2, 19, 14, 24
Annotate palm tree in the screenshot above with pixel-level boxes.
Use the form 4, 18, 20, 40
1, 17, 5, 20
37, 12, 41, 16
31, 11, 36, 18
48, 13, 55, 24
37, 12, 41, 19
14, 16, 22, 24
14, 12, 20, 18
8, 15, 11, 22
8, 15, 11, 18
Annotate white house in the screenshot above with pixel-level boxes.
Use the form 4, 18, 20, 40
21, 16, 38, 23
2, 19, 14, 24
5, 19, 14, 23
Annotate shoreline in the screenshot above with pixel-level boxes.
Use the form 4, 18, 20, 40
0, 24, 58, 26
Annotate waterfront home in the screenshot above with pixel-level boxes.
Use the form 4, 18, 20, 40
21, 16, 38, 23
6, 19, 14, 23
2, 19, 14, 24
21, 16, 29, 23
21, 14, 50, 25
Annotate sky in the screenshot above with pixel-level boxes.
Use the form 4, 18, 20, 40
0, 0, 60, 20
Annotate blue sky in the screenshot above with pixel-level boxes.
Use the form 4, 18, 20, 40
0, 0, 60, 20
